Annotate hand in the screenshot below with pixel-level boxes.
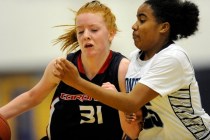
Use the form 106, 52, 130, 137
53, 57, 80, 87
125, 110, 143, 124
124, 109, 144, 138
101, 82, 118, 92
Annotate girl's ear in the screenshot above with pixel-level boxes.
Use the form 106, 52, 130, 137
108, 30, 116, 42
160, 22, 170, 33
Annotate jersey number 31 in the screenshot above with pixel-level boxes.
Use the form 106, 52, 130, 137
80, 105, 103, 124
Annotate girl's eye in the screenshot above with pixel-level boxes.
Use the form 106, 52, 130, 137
78, 31, 84, 34
91, 29, 98, 32
139, 19, 146, 23
137, 14, 146, 24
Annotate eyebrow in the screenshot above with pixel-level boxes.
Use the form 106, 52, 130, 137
137, 13, 146, 18
76, 24, 100, 28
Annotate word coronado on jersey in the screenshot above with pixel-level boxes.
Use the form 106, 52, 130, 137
60, 93, 98, 102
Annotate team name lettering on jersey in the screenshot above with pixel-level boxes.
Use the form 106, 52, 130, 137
126, 78, 140, 92
60, 93, 97, 102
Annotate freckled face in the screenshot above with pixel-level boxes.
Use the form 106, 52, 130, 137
132, 3, 162, 52
76, 13, 114, 57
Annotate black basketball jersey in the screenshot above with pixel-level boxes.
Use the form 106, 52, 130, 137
47, 50, 125, 140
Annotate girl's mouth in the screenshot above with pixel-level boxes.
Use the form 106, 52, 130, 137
84, 44, 93, 48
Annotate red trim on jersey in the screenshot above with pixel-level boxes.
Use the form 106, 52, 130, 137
78, 53, 85, 73
77, 51, 113, 74
98, 51, 113, 73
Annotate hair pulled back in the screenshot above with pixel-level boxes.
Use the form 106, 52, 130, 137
144, 0, 199, 41
54, 0, 118, 53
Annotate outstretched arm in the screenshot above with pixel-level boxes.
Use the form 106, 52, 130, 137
53, 58, 158, 113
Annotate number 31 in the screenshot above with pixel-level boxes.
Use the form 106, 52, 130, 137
80, 105, 103, 124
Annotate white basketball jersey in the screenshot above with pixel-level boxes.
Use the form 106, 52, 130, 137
126, 44, 210, 140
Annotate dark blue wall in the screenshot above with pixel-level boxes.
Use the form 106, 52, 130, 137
195, 67, 210, 115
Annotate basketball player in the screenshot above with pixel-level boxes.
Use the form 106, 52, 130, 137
0, 1, 142, 140
53, 0, 210, 139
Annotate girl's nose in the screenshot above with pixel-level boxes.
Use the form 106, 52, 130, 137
132, 21, 138, 31
83, 30, 91, 40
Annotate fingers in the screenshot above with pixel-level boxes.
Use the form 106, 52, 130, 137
125, 113, 137, 123
56, 58, 67, 71
125, 110, 143, 123
59, 57, 71, 68
101, 82, 118, 91
53, 57, 77, 78
55, 60, 63, 71
53, 58, 67, 78
102, 82, 113, 87
102, 82, 111, 85
60, 58, 72, 69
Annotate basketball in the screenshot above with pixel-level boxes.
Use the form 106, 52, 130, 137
0, 114, 11, 140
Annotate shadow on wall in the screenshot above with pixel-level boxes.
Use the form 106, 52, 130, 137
195, 67, 210, 115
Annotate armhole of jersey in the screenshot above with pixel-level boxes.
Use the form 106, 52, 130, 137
111, 52, 125, 91
182, 51, 195, 82
67, 53, 75, 62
